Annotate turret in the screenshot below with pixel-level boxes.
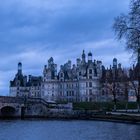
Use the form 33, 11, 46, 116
113, 58, 117, 69
18, 62, 22, 75
82, 50, 86, 63
118, 63, 122, 69
48, 57, 54, 68
76, 58, 81, 67
67, 60, 71, 69
54, 64, 57, 77
88, 52, 92, 63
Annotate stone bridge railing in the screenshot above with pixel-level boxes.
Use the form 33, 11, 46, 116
26, 97, 50, 107
0, 96, 72, 118
0, 96, 52, 106
0, 96, 24, 104
0, 96, 52, 118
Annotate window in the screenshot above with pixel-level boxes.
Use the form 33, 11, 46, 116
86, 82, 88, 87
89, 76, 92, 79
102, 90, 105, 95
72, 91, 74, 96
69, 91, 71, 96
89, 69, 92, 74
89, 82, 92, 87
86, 90, 88, 95
89, 98, 92, 102
89, 89, 92, 95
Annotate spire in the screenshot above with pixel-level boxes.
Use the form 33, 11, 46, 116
48, 57, 54, 68
82, 50, 86, 62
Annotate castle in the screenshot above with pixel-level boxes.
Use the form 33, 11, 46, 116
10, 50, 137, 102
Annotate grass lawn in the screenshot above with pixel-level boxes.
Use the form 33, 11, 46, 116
73, 102, 137, 111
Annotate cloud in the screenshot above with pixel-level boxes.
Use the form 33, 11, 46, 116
0, 0, 131, 95
0, 0, 130, 49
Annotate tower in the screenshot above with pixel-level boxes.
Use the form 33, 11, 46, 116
82, 50, 86, 63
18, 62, 22, 75
48, 57, 54, 68
76, 58, 81, 67
88, 52, 92, 63
113, 58, 117, 69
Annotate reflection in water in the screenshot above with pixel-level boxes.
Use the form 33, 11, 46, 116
0, 120, 139, 140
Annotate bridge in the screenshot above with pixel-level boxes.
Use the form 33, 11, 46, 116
0, 96, 51, 118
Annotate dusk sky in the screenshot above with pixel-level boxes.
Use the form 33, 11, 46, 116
0, 0, 130, 95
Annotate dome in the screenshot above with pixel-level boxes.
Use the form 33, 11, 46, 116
18, 62, 22, 66
113, 58, 117, 61
88, 52, 92, 56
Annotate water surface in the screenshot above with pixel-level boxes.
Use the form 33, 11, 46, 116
0, 120, 139, 140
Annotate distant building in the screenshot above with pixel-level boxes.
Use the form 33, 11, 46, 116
42, 50, 102, 102
127, 49, 140, 102
101, 59, 129, 102
10, 51, 102, 102
10, 50, 138, 103
10, 62, 42, 98
10, 62, 28, 97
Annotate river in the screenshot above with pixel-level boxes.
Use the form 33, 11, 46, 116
0, 120, 139, 140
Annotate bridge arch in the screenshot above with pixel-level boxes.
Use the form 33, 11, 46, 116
1, 106, 16, 117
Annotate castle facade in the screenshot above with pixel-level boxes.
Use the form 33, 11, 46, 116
10, 50, 136, 102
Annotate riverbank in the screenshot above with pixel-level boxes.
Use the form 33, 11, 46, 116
0, 112, 140, 124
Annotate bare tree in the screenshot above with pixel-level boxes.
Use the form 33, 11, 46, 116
121, 72, 129, 111
129, 64, 140, 112
113, 0, 140, 52
101, 68, 118, 111
113, 0, 140, 112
